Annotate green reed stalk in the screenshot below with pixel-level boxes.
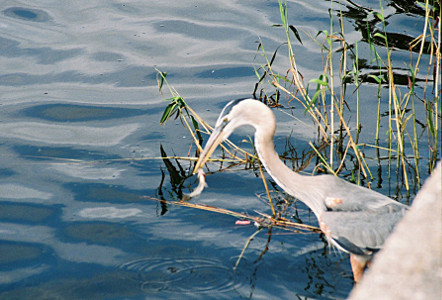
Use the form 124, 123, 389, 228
409, 66, 420, 184
338, 13, 348, 157
353, 42, 361, 145
374, 2, 393, 180
276, 0, 330, 140
353, 42, 362, 183
431, 3, 441, 171
327, 6, 335, 170
375, 0, 410, 190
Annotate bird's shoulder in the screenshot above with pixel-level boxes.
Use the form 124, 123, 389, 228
316, 174, 406, 213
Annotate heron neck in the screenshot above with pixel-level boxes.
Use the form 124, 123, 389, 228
254, 131, 326, 218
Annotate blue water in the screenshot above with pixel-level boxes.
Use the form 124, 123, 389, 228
0, 1, 437, 299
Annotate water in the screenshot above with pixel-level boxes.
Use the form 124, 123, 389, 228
0, 1, 438, 299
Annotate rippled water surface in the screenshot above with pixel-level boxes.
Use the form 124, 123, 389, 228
0, 1, 437, 299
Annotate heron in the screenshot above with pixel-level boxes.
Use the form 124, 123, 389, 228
193, 98, 407, 282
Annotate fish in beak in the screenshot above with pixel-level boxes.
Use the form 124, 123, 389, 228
186, 98, 243, 199
184, 125, 226, 200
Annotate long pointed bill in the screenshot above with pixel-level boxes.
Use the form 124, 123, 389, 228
193, 126, 225, 173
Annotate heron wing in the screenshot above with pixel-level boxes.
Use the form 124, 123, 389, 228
316, 175, 408, 255
320, 208, 407, 256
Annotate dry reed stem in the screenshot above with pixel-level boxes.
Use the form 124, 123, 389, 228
257, 160, 276, 217
388, 58, 410, 190
332, 101, 373, 183
143, 196, 319, 232
272, 78, 330, 140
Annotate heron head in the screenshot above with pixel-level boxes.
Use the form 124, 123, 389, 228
193, 98, 271, 173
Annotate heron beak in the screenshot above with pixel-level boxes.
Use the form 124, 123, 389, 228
193, 126, 225, 173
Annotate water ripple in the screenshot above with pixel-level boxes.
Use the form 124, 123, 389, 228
120, 257, 242, 294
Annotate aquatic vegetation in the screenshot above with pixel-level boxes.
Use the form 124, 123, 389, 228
159, 1, 439, 196
253, 0, 440, 191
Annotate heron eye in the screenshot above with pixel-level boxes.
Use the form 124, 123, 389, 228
223, 118, 228, 123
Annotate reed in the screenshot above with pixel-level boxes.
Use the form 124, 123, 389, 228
252, 0, 440, 191
156, 0, 440, 220
143, 196, 319, 233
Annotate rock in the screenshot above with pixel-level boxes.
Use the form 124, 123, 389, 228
349, 162, 441, 300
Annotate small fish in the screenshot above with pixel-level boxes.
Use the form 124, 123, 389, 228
182, 169, 207, 200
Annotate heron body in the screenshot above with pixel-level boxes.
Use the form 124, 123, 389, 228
194, 98, 408, 282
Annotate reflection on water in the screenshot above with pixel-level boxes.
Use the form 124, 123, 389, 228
0, 0, 436, 299
0, 202, 54, 223
21, 104, 148, 122
3, 7, 51, 23
0, 243, 45, 265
